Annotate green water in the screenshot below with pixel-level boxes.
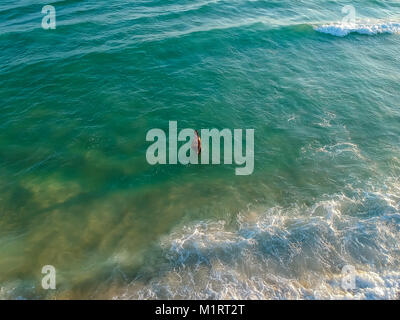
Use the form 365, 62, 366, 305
0, 0, 400, 299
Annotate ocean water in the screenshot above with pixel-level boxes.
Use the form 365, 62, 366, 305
0, 0, 400, 299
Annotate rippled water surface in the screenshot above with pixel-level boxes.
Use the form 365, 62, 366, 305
1, 0, 400, 299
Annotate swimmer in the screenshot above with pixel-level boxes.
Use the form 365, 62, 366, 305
194, 130, 201, 155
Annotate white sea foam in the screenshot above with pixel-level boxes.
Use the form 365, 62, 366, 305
117, 180, 400, 300
315, 22, 400, 37
316, 142, 365, 159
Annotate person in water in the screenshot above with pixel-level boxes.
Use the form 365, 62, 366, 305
195, 130, 201, 155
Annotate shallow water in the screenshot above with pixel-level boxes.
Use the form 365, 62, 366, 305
0, 0, 400, 299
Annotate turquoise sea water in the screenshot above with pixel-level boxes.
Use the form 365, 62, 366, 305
1, 0, 400, 299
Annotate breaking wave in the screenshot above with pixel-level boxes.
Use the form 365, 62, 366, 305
315, 22, 400, 37
117, 179, 400, 300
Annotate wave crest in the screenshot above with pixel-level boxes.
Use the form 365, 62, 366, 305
315, 22, 400, 37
